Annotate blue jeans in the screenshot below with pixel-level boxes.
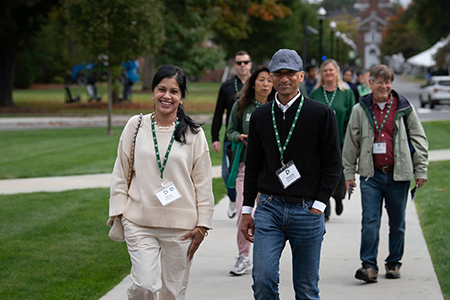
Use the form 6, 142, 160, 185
359, 171, 410, 272
222, 140, 236, 202
252, 194, 325, 300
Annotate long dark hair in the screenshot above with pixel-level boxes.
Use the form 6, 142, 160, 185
237, 65, 275, 118
152, 64, 202, 144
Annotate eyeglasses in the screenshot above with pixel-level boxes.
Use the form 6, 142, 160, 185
235, 61, 251, 66
374, 81, 392, 86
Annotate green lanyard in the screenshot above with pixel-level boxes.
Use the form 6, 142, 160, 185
234, 77, 243, 98
372, 96, 393, 140
322, 86, 338, 107
151, 116, 179, 181
271, 96, 304, 167
253, 99, 262, 107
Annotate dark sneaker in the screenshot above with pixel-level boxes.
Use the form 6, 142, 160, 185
335, 198, 343, 215
355, 266, 378, 283
385, 263, 401, 279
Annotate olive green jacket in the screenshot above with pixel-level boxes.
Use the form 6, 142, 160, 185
343, 90, 428, 181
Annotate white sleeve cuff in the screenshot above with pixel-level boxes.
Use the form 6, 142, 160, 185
242, 206, 253, 215
312, 201, 327, 213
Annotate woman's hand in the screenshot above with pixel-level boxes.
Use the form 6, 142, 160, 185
238, 134, 248, 141
181, 227, 207, 260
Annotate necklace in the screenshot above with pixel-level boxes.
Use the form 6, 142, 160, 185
153, 114, 177, 130
322, 86, 338, 107
154, 120, 176, 130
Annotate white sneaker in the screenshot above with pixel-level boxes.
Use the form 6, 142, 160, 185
227, 201, 237, 218
230, 254, 252, 275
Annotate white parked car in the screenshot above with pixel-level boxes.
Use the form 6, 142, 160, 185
419, 76, 450, 109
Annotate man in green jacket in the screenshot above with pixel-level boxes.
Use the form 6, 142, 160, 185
342, 65, 428, 283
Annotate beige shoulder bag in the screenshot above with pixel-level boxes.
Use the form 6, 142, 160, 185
108, 113, 143, 242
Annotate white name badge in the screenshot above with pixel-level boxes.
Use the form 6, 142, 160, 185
373, 142, 387, 154
246, 113, 251, 121
154, 181, 182, 206
275, 160, 301, 189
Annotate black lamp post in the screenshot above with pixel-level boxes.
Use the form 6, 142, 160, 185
341, 33, 348, 65
329, 21, 336, 59
317, 7, 326, 63
335, 31, 341, 65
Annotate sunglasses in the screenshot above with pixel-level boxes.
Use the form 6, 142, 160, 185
235, 61, 251, 66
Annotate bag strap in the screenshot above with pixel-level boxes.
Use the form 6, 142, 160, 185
127, 113, 143, 189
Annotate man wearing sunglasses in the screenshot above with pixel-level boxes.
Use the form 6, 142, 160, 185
212, 51, 252, 219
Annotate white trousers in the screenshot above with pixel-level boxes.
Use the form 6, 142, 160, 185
122, 217, 193, 300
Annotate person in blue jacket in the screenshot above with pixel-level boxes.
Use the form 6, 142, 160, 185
122, 60, 140, 102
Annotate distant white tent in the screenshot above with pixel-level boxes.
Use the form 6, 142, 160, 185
407, 34, 450, 67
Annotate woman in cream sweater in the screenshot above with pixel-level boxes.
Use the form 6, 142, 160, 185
108, 64, 214, 300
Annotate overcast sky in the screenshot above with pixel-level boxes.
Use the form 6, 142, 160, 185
397, 0, 412, 8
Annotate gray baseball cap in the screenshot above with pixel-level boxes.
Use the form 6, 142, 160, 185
268, 49, 303, 73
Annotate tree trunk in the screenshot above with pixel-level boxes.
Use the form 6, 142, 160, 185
142, 52, 156, 90
107, 65, 113, 136
0, 42, 18, 107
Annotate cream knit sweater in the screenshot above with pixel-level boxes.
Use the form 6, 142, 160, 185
109, 113, 214, 230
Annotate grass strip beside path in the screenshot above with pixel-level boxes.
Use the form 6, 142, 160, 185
421, 120, 450, 151
414, 160, 450, 299
0, 124, 224, 179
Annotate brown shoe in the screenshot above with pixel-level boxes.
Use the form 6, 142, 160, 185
355, 266, 378, 283
385, 263, 401, 279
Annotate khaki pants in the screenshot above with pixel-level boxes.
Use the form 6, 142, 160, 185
122, 217, 192, 300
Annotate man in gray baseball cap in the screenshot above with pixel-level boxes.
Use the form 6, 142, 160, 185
241, 49, 341, 299
268, 48, 303, 73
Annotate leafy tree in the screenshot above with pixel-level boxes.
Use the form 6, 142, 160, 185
14, 8, 78, 88
0, 0, 60, 107
332, 8, 358, 41
141, 0, 228, 90
155, 0, 226, 76
412, 0, 450, 45
380, 6, 430, 59
320, 0, 356, 12
64, 0, 164, 134
434, 42, 450, 72
212, 0, 294, 61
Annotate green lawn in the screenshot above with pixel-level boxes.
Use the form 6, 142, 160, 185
8, 82, 221, 115
0, 124, 224, 179
414, 161, 450, 299
0, 189, 130, 300
422, 120, 450, 150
